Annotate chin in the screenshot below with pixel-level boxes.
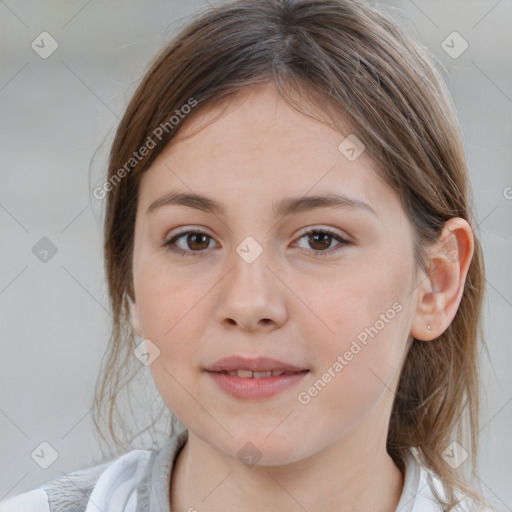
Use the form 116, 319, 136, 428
218, 431, 313, 468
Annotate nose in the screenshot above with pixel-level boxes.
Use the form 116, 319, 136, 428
214, 244, 288, 332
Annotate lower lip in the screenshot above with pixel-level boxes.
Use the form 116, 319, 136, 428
206, 371, 309, 399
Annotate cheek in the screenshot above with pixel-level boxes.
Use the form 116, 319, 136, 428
134, 262, 213, 422
134, 256, 214, 342
302, 251, 413, 387
292, 274, 410, 435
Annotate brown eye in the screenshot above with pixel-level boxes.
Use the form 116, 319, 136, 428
164, 230, 218, 257
295, 229, 350, 255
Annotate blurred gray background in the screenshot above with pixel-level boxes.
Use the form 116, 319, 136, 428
1, 0, 511, 509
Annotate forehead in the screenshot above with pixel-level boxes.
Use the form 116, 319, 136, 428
168, 83, 365, 167
137, 83, 397, 219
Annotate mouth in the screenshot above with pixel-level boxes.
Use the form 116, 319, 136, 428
204, 356, 310, 399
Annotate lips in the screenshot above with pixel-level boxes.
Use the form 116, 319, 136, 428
205, 356, 310, 399
204, 356, 310, 399
205, 355, 308, 375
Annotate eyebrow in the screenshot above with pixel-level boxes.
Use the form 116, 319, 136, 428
146, 191, 377, 218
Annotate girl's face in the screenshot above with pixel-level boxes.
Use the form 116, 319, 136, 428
131, 83, 421, 465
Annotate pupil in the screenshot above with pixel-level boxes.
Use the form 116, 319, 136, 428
189, 233, 209, 250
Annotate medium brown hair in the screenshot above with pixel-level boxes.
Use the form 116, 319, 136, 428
93, 0, 489, 509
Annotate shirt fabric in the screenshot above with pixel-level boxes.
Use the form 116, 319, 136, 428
0, 428, 481, 512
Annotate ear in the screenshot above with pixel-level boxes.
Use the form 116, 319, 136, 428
130, 299, 143, 339
410, 217, 474, 341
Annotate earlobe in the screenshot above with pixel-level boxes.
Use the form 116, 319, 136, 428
130, 300, 143, 338
410, 217, 474, 341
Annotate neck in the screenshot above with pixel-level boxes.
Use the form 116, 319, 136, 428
170, 413, 404, 512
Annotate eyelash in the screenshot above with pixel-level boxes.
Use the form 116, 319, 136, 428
162, 228, 351, 258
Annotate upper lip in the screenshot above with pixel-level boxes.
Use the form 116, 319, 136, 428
206, 356, 308, 373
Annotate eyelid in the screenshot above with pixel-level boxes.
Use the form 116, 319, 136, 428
165, 226, 216, 242
294, 225, 350, 241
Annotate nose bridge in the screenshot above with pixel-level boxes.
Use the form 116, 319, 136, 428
214, 235, 288, 330
232, 241, 270, 293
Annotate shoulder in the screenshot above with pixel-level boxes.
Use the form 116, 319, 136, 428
0, 429, 189, 512
0, 450, 151, 512
400, 448, 493, 512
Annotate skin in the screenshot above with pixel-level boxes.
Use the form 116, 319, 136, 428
130, 83, 474, 512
